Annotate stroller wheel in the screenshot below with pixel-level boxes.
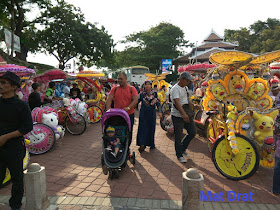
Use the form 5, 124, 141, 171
131, 152, 136, 165
115, 169, 119, 179
109, 169, 113, 179
121, 161, 127, 168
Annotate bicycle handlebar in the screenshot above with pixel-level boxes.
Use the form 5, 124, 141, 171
205, 110, 219, 116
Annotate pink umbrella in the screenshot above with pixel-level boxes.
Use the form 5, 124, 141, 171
0, 64, 35, 77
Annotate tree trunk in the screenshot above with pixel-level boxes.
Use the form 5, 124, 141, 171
59, 63, 65, 70
15, 0, 26, 60
15, 46, 28, 61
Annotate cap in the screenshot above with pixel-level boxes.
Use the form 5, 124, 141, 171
179, 72, 194, 81
106, 127, 115, 133
0, 71, 21, 87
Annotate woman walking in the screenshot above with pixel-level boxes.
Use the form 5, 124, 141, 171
137, 81, 162, 152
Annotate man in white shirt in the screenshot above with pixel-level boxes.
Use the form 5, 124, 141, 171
171, 72, 198, 163
63, 81, 71, 98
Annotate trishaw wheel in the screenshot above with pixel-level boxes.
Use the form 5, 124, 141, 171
161, 101, 169, 113
87, 105, 102, 124
24, 123, 56, 155
160, 111, 170, 131
65, 114, 86, 135
212, 134, 259, 180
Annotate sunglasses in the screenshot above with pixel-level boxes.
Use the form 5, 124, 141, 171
0, 81, 11, 85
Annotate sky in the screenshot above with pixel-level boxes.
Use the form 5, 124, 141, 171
26, 0, 280, 69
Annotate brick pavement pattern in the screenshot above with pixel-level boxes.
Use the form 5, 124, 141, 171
1, 111, 280, 205
1, 196, 280, 209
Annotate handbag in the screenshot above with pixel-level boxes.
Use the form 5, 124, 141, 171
174, 103, 194, 119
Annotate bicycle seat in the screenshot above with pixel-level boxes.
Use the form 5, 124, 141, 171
206, 110, 219, 116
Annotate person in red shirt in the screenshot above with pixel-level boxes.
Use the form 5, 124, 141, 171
106, 72, 138, 147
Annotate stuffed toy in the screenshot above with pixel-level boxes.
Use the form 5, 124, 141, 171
212, 84, 226, 101
212, 70, 219, 80
247, 83, 264, 100
227, 103, 238, 121
246, 67, 254, 80
63, 98, 79, 122
230, 75, 244, 94
241, 119, 251, 131
76, 101, 88, 116
250, 110, 279, 145
270, 78, 279, 90
262, 69, 271, 80
42, 112, 65, 140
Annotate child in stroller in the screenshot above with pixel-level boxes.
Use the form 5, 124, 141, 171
105, 127, 121, 158
101, 109, 136, 179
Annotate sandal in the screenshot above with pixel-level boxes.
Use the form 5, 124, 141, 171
138, 146, 145, 153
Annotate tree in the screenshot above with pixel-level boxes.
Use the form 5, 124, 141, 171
118, 22, 191, 71
36, 0, 114, 69
0, 0, 50, 60
224, 18, 280, 53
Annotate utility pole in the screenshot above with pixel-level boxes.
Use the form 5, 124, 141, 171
195, 41, 198, 64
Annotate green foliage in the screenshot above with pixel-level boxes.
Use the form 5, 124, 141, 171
0, 0, 50, 60
36, 0, 114, 69
116, 22, 191, 71
224, 18, 280, 53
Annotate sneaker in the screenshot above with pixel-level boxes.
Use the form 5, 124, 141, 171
183, 151, 190, 158
111, 152, 117, 158
178, 157, 187, 163
105, 148, 112, 152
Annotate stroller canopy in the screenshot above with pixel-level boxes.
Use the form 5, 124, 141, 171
101, 109, 131, 132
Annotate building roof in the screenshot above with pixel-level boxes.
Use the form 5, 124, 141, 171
189, 48, 229, 60
197, 41, 238, 50
0, 55, 7, 65
203, 29, 223, 42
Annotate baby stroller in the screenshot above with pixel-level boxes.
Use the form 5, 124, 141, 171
101, 109, 136, 179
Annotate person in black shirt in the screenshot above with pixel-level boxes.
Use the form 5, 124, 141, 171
28, 82, 44, 111
70, 82, 81, 99
0, 71, 33, 210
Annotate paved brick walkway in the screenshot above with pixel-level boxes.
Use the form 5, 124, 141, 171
1, 195, 280, 209
1, 110, 280, 207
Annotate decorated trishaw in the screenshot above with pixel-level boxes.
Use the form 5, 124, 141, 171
203, 50, 280, 180
32, 69, 86, 136
144, 72, 170, 111
75, 71, 106, 123
0, 65, 35, 188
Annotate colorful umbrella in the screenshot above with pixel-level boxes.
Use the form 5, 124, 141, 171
0, 64, 35, 77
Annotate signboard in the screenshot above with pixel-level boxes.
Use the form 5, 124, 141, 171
162, 59, 172, 72
4, 29, 21, 53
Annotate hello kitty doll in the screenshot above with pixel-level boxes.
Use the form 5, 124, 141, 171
42, 112, 65, 140
63, 98, 79, 122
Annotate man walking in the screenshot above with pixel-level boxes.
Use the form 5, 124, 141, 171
0, 71, 33, 210
106, 72, 138, 146
171, 72, 197, 163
